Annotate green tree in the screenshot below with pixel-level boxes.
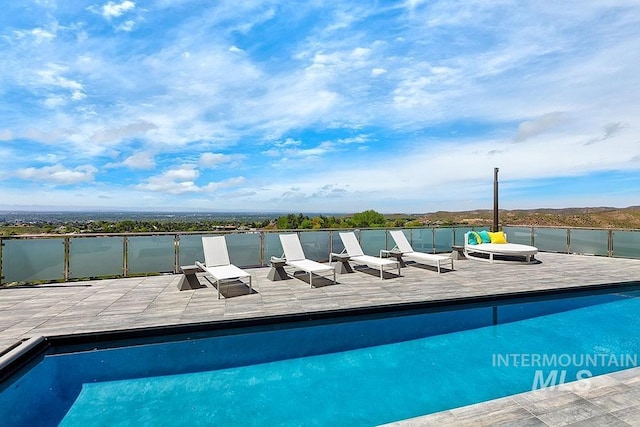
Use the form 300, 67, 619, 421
350, 210, 386, 228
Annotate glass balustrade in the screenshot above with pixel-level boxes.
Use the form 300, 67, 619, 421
612, 230, 640, 259
502, 227, 533, 245
569, 229, 609, 256
531, 228, 568, 253
70, 236, 123, 279
1, 226, 638, 285
127, 235, 176, 275
2, 238, 65, 283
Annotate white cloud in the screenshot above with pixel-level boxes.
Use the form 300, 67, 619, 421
90, 121, 158, 144
203, 176, 246, 192
16, 164, 97, 185
199, 152, 243, 168
116, 20, 136, 32
101, 1, 135, 19
136, 167, 199, 194
121, 152, 155, 169
514, 112, 566, 142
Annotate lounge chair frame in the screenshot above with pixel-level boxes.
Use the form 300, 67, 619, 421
338, 231, 400, 279
279, 233, 336, 287
196, 236, 252, 299
388, 230, 454, 273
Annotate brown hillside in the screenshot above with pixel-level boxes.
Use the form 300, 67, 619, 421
417, 207, 640, 229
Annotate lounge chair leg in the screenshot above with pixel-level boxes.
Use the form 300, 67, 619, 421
310, 272, 313, 288
217, 279, 221, 299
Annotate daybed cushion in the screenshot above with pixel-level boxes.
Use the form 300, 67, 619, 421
488, 231, 508, 244
478, 230, 492, 243
468, 231, 483, 245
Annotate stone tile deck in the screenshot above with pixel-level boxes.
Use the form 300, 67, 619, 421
2, 252, 640, 425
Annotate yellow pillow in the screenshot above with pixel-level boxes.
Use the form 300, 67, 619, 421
488, 231, 507, 244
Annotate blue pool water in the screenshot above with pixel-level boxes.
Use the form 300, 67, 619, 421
2, 289, 640, 426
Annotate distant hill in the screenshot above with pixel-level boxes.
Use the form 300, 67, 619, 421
417, 207, 640, 229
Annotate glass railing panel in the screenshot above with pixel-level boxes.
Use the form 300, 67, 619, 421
360, 229, 388, 256
434, 228, 454, 253
264, 232, 283, 265
299, 231, 330, 262
569, 229, 609, 256
330, 230, 346, 255
533, 228, 568, 253
503, 227, 533, 245
409, 229, 434, 253
127, 235, 176, 274
69, 237, 123, 279
225, 233, 261, 267
612, 230, 640, 258
2, 238, 65, 283
178, 234, 210, 267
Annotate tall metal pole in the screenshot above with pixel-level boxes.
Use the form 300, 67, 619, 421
493, 167, 499, 232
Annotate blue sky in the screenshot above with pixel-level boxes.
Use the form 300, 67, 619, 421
1, 1, 639, 213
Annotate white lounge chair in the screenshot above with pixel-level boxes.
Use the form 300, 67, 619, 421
195, 236, 252, 299
338, 231, 400, 279
389, 230, 454, 273
464, 231, 538, 263
279, 233, 336, 287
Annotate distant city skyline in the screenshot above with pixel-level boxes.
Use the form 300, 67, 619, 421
1, 1, 639, 213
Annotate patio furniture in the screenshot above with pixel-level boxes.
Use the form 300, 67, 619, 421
330, 252, 353, 274
195, 236, 253, 298
279, 234, 336, 287
267, 257, 289, 281
388, 230, 454, 273
177, 264, 202, 290
338, 231, 400, 279
464, 231, 538, 263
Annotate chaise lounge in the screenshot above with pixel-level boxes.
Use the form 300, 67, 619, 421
279, 233, 336, 287
464, 230, 538, 263
196, 236, 253, 298
389, 230, 454, 273
338, 231, 400, 279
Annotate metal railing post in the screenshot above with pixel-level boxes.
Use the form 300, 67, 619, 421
123, 236, 129, 277
567, 229, 571, 254
174, 234, 180, 273
609, 230, 614, 257
329, 230, 334, 255
432, 228, 436, 253
0, 238, 4, 285
64, 237, 70, 281
530, 227, 535, 247
260, 231, 265, 266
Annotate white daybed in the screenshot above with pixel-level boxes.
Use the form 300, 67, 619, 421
464, 231, 538, 263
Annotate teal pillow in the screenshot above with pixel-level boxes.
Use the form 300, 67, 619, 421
467, 231, 482, 245
478, 230, 491, 243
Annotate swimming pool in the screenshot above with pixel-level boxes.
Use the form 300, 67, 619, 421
1, 284, 640, 426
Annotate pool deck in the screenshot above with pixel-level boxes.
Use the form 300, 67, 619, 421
2, 252, 640, 425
